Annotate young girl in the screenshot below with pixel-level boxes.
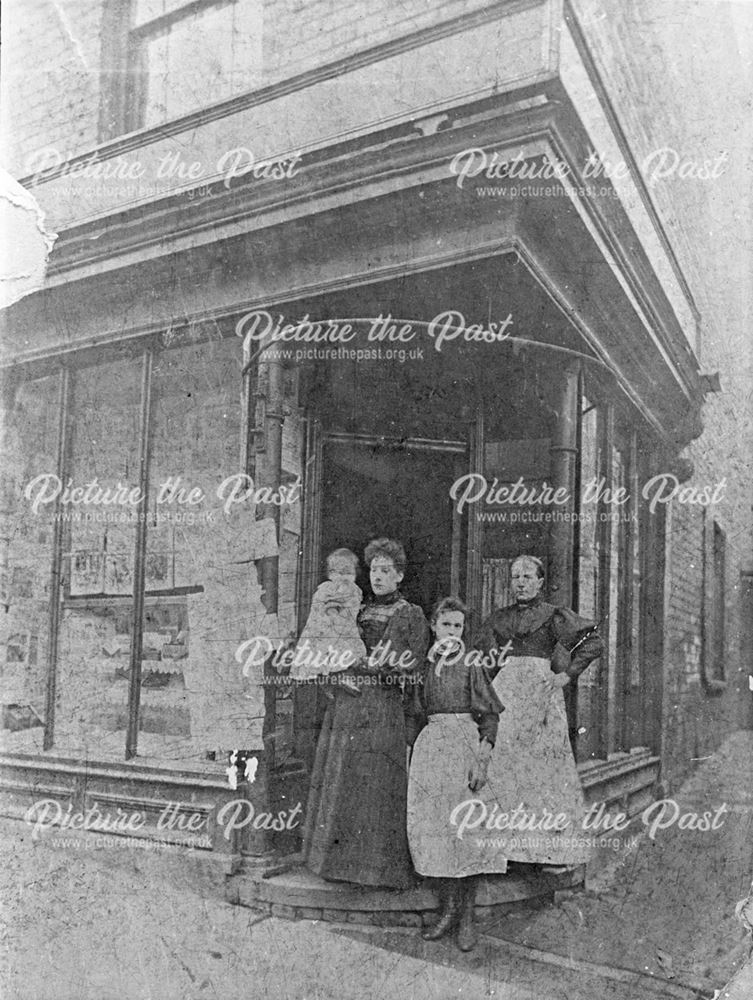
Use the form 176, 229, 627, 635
289, 548, 366, 693
407, 596, 506, 952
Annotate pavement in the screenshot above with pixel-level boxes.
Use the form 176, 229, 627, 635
1, 731, 751, 1000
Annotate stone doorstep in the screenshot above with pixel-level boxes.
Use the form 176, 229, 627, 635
579, 752, 661, 808
226, 865, 585, 926
233, 897, 560, 929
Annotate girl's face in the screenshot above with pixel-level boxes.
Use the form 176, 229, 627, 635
433, 610, 464, 641
511, 558, 544, 602
369, 555, 403, 596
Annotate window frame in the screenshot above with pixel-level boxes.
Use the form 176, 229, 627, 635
701, 511, 727, 693
99, 0, 255, 140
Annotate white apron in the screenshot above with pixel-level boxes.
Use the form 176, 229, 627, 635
483, 656, 590, 865
407, 713, 509, 877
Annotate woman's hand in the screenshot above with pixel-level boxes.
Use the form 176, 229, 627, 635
540, 672, 570, 696
468, 758, 489, 792
468, 739, 493, 791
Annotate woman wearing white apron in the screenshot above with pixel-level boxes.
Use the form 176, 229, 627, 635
407, 597, 505, 951
474, 555, 604, 869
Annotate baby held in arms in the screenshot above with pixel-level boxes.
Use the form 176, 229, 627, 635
289, 548, 366, 695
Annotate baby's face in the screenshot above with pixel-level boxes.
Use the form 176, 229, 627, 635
328, 558, 357, 583
433, 610, 464, 642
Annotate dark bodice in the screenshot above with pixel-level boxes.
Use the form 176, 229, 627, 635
474, 598, 603, 680
418, 651, 503, 745
355, 590, 429, 675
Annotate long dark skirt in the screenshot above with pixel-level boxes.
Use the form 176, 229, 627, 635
302, 681, 416, 889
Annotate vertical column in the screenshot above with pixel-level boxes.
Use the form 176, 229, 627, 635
548, 365, 580, 605
465, 404, 484, 634
549, 364, 580, 745
240, 345, 284, 862
620, 428, 639, 749
293, 418, 323, 772
597, 404, 615, 757
126, 347, 154, 760
255, 348, 284, 612
43, 367, 70, 751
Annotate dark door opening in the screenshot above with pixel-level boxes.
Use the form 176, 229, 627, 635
289, 433, 466, 788
320, 438, 463, 615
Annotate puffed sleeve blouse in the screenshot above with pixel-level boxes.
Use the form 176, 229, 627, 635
413, 653, 504, 746
473, 596, 604, 681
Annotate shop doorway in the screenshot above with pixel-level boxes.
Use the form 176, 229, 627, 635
290, 431, 467, 774
319, 435, 465, 614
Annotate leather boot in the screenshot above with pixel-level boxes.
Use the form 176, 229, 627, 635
422, 880, 460, 940
456, 877, 479, 952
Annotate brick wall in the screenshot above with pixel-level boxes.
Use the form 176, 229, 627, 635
573, 0, 753, 791
1, 0, 500, 177
1, 0, 105, 176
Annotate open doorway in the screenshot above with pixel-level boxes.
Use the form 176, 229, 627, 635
289, 432, 467, 778
320, 436, 465, 615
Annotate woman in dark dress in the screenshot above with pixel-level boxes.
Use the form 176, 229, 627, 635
473, 554, 604, 868
302, 537, 429, 888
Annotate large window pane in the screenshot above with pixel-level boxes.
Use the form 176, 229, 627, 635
0, 376, 59, 752
141, 337, 270, 765
54, 358, 142, 758
575, 399, 603, 761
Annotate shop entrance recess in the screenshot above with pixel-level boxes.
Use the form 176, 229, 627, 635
291, 422, 483, 773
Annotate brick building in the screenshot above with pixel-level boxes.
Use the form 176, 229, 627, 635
0, 0, 751, 890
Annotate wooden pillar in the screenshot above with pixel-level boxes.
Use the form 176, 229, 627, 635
125, 347, 154, 760
293, 418, 323, 772
465, 405, 484, 634
597, 404, 615, 757
43, 367, 70, 750
620, 428, 639, 749
549, 364, 580, 745
241, 345, 285, 862
548, 365, 580, 605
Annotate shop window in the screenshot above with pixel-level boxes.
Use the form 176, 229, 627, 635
144, 338, 262, 763
574, 397, 604, 762
103, 0, 263, 137
55, 358, 143, 758
0, 376, 60, 752
2, 333, 308, 766
575, 397, 649, 759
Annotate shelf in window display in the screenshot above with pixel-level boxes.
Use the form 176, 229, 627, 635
62, 585, 204, 608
